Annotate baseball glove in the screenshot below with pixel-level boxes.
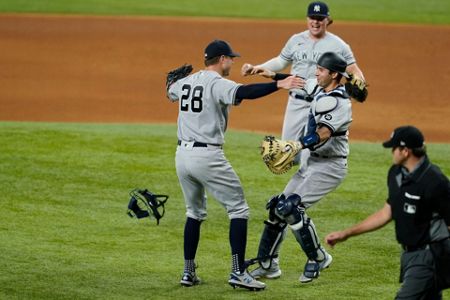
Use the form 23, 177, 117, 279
127, 188, 169, 225
166, 64, 193, 91
260, 136, 302, 175
345, 73, 368, 103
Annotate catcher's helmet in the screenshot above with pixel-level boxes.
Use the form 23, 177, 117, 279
317, 52, 348, 78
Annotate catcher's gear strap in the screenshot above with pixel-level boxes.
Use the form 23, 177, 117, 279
127, 189, 169, 225
300, 132, 320, 149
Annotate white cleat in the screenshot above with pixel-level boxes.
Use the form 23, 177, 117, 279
228, 270, 266, 291
250, 265, 282, 279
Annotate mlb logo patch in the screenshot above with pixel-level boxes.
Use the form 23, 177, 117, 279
403, 203, 416, 214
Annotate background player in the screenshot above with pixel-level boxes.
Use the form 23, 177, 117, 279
242, 1, 365, 146
325, 125, 450, 299
166, 39, 302, 290
250, 52, 356, 283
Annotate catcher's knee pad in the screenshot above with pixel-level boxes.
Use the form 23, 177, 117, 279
257, 220, 287, 270
290, 215, 325, 261
266, 194, 284, 223
275, 193, 303, 225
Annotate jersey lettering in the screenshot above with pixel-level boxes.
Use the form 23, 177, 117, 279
180, 84, 204, 113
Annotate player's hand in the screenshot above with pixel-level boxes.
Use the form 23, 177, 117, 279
277, 75, 304, 90
241, 63, 254, 76
325, 231, 348, 248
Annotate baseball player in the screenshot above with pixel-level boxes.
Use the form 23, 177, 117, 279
325, 125, 450, 298
242, 1, 365, 156
166, 39, 302, 290
250, 52, 356, 283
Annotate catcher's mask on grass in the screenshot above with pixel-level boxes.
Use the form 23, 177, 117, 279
127, 189, 168, 225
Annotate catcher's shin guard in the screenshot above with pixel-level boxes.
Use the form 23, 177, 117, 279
290, 214, 326, 261
255, 221, 287, 269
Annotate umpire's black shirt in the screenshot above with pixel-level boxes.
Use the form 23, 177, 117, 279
387, 156, 450, 247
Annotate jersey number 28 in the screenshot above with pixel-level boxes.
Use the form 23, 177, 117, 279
180, 84, 203, 113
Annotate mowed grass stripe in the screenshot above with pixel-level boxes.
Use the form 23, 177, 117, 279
0, 122, 449, 299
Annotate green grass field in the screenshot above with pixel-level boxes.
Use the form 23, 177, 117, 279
1, 0, 450, 24
0, 122, 449, 299
1, 0, 449, 298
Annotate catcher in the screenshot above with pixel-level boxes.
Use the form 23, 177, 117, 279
250, 52, 361, 284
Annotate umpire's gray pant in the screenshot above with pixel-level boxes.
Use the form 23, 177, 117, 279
396, 247, 441, 300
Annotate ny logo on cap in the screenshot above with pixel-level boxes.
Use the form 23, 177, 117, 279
314, 5, 321, 12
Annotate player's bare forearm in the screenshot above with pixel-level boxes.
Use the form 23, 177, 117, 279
325, 203, 392, 247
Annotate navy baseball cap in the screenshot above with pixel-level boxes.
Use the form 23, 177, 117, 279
307, 1, 330, 17
204, 40, 240, 60
382, 126, 425, 148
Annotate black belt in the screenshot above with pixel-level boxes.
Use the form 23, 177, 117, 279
310, 152, 347, 159
289, 92, 313, 102
402, 244, 429, 252
177, 140, 222, 148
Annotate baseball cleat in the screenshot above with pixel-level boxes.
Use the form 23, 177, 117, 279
228, 270, 266, 291
250, 265, 282, 279
180, 271, 201, 287
299, 252, 333, 283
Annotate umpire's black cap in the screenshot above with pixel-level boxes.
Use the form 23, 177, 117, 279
204, 40, 240, 60
307, 1, 330, 17
382, 126, 425, 148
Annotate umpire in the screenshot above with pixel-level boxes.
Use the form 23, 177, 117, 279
325, 125, 450, 299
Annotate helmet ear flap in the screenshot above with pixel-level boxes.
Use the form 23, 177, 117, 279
127, 189, 169, 225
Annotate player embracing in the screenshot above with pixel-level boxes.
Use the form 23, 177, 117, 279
166, 39, 302, 291
242, 1, 366, 153
249, 52, 365, 283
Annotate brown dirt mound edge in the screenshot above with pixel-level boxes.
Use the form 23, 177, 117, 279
1, 14, 449, 142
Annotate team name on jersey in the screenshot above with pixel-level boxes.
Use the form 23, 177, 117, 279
293, 51, 323, 62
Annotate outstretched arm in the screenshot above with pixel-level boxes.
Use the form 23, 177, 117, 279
325, 203, 392, 247
235, 75, 302, 101
241, 56, 290, 76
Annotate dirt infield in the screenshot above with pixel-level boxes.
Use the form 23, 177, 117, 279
1, 14, 449, 142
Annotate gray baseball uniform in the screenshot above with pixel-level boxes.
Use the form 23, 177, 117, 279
167, 70, 248, 221
283, 82, 352, 207
250, 80, 352, 280
272, 30, 355, 141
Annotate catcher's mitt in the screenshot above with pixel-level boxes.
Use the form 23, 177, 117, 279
260, 136, 302, 175
166, 64, 193, 92
345, 73, 368, 103
127, 189, 169, 225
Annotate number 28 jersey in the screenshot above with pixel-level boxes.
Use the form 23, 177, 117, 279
167, 70, 242, 145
